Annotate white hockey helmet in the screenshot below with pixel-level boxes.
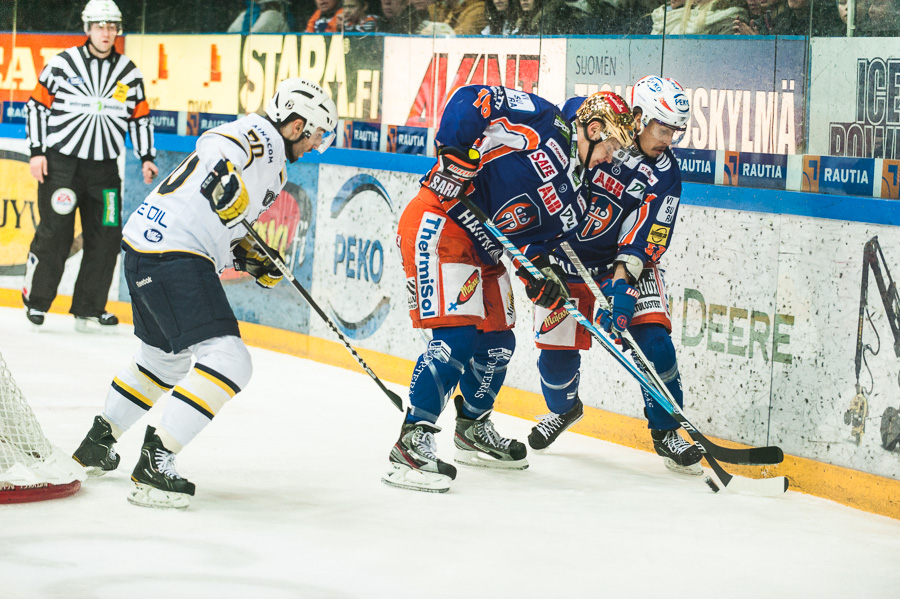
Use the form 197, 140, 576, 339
629, 76, 690, 141
265, 78, 338, 154
82, 0, 122, 34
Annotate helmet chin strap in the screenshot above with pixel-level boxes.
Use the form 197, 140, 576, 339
269, 116, 303, 163
578, 122, 602, 169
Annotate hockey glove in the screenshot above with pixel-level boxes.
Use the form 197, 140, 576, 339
516, 254, 570, 310
596, 279, 640, 334
200, 159, 250, 228
232, 235, 284, 289
426, 146, 480, 202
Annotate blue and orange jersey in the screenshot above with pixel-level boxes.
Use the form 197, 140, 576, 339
422, 85, 588, 263
554, 97, 683, 282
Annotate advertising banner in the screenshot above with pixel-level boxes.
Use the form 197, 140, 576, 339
809, 38, 900, 159
672, 148, 715, 185
802, 155, 876, 196
238, 34, 383, 122
382, 37, 567, 128
124, 35, 240, 115
566, 38, 807, 155
343, 121, 380, 150
386, 125, 428, 155
724, 152, 788, 190
0, 33, 122, 104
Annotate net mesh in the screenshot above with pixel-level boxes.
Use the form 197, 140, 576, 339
0, 350, 53, 477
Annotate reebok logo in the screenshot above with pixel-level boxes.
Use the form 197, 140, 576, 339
136, 277, 153, 288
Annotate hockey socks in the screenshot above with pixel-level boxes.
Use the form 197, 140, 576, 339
456, 329, 515, 417
537, 348, 581, 415
406, 326, 478, 423
104, 360, 176, 434
630, 324, 683, 431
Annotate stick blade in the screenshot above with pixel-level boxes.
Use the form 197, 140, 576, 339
721, 475, 789, 497
387, 389, 404, 412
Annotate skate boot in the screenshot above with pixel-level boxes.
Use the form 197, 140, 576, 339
652, 428, 703, 476
528, 397, 584, 451
382, 417, 457, 493
74, 312, 119, 333
453, 396, 528, 469
72, 415, 121, 476
128, 426, 195, 509
24, 307, 45, 326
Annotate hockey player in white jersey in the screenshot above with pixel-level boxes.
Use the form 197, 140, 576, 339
72, 78, 337, 509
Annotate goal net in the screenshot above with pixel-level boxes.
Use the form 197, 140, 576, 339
0, 350, 84, 503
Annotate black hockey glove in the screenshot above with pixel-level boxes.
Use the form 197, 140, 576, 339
232, 235, 284, 289
426, 146, 480, 202
200, 159, 250, 228
516, 254, 570, 310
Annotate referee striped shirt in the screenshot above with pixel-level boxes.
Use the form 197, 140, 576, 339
26, 41, 155, 163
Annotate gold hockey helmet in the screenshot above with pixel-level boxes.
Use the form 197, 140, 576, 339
575, 91, 636, 149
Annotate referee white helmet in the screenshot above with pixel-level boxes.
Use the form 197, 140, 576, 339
265, 79, 338, 154
629, 76, 690, 137
82, 0, 123, 34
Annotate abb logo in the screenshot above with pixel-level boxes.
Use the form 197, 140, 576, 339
406, 54, 540, 127
592, 170, 624, 198
529, 150, 558, 182
537, 183, 562, 214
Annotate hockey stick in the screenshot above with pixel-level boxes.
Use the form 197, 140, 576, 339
240, 220, 403, 412
559, 242, 784, 466
451, 195, 787, 496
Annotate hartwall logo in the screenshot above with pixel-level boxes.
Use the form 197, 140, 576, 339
329, 173, 394, 339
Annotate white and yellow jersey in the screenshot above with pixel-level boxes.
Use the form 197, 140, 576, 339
123, 113, 287, 272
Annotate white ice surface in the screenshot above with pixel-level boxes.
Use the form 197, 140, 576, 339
1, 307, 899, 599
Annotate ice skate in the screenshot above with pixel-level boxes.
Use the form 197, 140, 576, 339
652, 428, 703, 476
382, 418, 457, 493
128, 426, 195, 509
74, 312, 119, 333
72, 415, 121, 476
24, 307, 45, 327
527, 397, 584, 451
453, 396, 528, 470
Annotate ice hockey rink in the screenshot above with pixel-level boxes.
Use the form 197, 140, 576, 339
2, 306, 899, 599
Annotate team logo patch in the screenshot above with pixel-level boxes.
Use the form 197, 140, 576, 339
648, 224, 671, 246
263, 190, 276, 207
143, 229, 163, 243
50, 188, 76, 215
537, 183, 562, 214
592, 170, 624, 198
528, 150, 559, 182
539, 305, 569, 335
494, 194, 541, 234
425, 340, 451, 363
68, 76, 84, 86
659, 195, 680, 224
112, 81, 130, 103
456, 270, 480, 305
578, 198, 621, 240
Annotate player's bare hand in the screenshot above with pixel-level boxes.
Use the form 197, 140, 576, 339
29, 156, 48, 184
142, 161, 159, 185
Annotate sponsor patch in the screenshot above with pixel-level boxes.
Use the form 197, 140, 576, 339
406, 277, 417, 310
505, 89, 536, 112
102, 189, 119, 226
638, 163, 653, 178
456, 270, 480, 305
625, 179, 646, 199
546, 138, 569, 168
442, 263, 484, 318
50, 187, 76, 215
592, 170, 624, 198
135, 277, 152, 288
533, 296, 579, 347
528, 150, 558, 182
263, 190, 276, 207
143, 229, 163, 243
112, 81, 129, 103
428, 172, 464, 199
415, 214, 446, 319
537, 183, 562, 214
68, 76, 84, 86
648, 224, 670, 246
659, 195, 680, 224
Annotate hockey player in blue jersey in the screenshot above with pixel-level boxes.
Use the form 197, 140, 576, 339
384, 85, 636, 492
528, 76, 703, 476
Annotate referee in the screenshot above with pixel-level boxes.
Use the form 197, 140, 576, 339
23, 0, 158, 332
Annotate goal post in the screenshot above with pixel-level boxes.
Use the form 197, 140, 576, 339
0, 350, 85, 504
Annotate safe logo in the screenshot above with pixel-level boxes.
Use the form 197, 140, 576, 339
529, 150, 558, 182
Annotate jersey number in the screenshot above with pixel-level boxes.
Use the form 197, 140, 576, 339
158, 154, 200, 195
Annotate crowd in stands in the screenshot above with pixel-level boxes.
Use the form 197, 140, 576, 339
3, 0, 899, 36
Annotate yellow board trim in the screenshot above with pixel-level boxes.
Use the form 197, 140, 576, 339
2, 288, 898, 520
194, 367, 237, 398
112, 377, 152, 408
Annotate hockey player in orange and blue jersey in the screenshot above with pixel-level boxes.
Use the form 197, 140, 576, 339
527, 76, 704, 476
383, 84, 637, 493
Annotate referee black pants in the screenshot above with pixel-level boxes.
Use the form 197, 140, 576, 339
23, 149, 122, 317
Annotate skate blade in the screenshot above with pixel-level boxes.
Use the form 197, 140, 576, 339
381, 464, 451, 493
663, 458, 704, 477
127, 483, 191, 509
454, 449, 529, 470
74, 320, 118, 334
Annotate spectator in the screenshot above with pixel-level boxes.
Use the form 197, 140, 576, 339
227, 0, 291, 32
380, 0, 427, 31
307, 0, 344, 31
860, 0, 900, 34
516, 0, 578, 33
732, 0, 785, 33
411, 0, 459, 33
482, 0, 520, 33
340, 0, 380, 29
575, 0, 634, 34
653, 0, 748, 34
426, 0, 488, 34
